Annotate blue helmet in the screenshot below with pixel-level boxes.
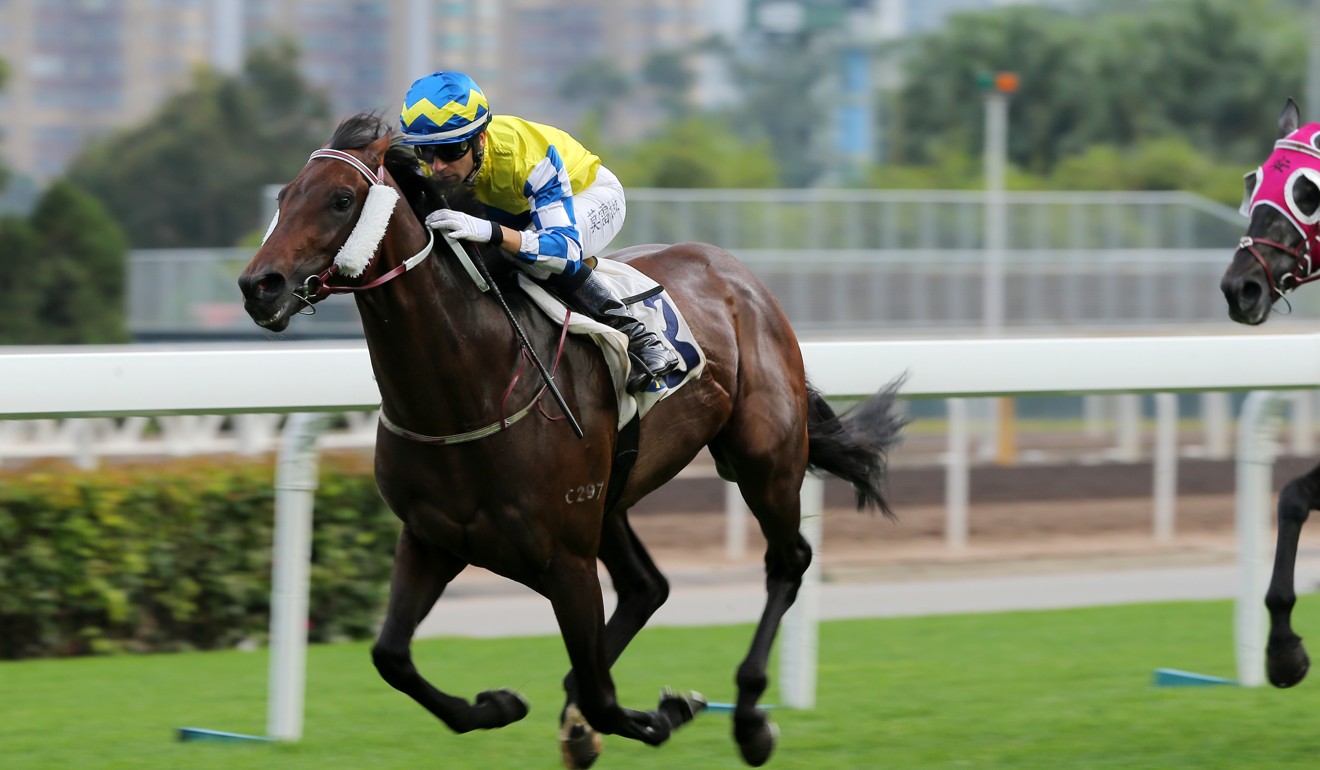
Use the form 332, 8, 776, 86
399, 71, 492, 146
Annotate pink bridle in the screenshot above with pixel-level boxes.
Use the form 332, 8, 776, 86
1238, 124, 1320, 298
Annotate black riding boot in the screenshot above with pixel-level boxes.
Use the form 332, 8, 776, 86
568, 271, 680, 392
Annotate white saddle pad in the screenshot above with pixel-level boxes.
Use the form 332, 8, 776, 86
517, 258, 706, 428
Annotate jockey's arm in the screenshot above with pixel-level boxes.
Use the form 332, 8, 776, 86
497, 147, 584, 275
426, 146, 584, 275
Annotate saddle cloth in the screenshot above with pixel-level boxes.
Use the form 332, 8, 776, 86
517, 258, 706, 428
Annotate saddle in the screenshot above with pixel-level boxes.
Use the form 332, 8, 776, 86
516, 258, 706, 428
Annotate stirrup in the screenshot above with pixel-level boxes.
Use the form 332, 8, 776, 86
626, 351, 678, 393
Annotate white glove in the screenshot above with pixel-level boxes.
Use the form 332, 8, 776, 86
425, 209, 495, 243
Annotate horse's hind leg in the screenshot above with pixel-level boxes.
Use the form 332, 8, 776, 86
1266, 464, 1320, 687
734, 520, 809, 767
710, 387, 812, 766
371, 526, 529, 732
559, 511, 704, 769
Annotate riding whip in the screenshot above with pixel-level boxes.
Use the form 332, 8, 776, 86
444, 228, 584, 439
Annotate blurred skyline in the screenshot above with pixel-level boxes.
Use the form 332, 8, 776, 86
0, 0, 1067, 187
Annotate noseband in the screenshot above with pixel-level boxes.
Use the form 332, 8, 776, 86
282, 148, 435, 305
1235, 234, 1320, 301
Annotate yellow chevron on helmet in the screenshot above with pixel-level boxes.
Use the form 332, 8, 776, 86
399, 71, 492, 145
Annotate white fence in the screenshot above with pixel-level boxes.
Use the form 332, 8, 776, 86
0, 335, 1312, 736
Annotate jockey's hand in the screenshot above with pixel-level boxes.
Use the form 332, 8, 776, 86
425, 209, 496, 243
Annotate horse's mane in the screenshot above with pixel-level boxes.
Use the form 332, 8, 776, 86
328, 110, 482, 223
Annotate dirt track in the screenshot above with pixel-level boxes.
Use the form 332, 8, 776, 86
625, 455, 1320, 579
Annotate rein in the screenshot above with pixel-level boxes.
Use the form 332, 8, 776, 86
288, 145, 572, 446
377, 309, 574, 445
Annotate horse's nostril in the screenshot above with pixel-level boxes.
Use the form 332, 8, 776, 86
256, 274, 283, 297
1241, 280, 1262, 305
239, 271, 286, 301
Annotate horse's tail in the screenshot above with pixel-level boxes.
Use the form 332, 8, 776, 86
806, 375, 908, 520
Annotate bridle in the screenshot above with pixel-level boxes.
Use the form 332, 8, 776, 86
1235, 234, 1320, 303
284, 148, 435, 307
1235, 129, 1320, 303
266, 145, 573, 445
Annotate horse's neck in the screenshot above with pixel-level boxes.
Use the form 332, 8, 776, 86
355, 222, 523, 434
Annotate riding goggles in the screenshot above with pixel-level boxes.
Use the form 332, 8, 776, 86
416, 140, 471, 164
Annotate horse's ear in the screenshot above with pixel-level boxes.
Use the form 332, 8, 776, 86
365, 131, 392, 166
1280, 98, 1302, 138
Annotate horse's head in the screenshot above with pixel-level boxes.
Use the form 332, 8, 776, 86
238, 113, 426, 332
1222, 99, 1320, 325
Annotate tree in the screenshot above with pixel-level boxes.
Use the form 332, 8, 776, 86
1045, 136, 1245, 205
0, 57, 10, 194
889, 0, 1302, 174
605, 117, 778, 188
890, 6, 1097, 173
641, 50, 696, 121
0, 182, 129, 344
558, 58, 631, 131
70, 40, 331, 248
724, 37, 834, 186
0, 217, 44, 342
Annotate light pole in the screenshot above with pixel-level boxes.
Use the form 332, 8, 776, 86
979, 71, 1018, 464
981, 73, 1015, 334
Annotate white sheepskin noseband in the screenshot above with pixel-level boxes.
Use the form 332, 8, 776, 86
331, 183, 399, 277
284, 148, 401, 278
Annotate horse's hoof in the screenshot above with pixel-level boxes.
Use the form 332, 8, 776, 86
658, 688, 707, 730
1267, 639, 1310, 688
559, 704, 602, 770
474, 688, 530, 728
734, 713, 779, 767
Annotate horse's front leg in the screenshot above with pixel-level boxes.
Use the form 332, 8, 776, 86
371, 526, 529, 731
558, 511, 704, 769
547, 558, 674, 752
1266, 466, 1320, 687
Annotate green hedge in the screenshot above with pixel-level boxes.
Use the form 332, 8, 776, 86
0, 454, 398, 659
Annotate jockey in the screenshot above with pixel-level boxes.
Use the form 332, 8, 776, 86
399, 70, 680, 393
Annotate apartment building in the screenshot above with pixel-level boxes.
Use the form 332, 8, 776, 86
0, 0, 723, 185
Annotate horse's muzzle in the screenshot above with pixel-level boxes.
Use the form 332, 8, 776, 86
238, 270, 295, 330
1220, 271, 1268, 325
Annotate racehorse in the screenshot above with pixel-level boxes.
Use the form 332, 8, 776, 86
238, 111, 905, 768
1222, 98, 1320, 689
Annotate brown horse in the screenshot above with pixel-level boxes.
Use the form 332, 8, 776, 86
1222, 98, 1320, 688
238, 112, 905, 768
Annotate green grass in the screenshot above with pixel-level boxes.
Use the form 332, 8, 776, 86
4, 599, 1320, 769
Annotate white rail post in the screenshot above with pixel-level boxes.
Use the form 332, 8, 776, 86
1203, 392, 1232, 459
780, 474, 824, 709
1235, 391, 1288, 688
1082, 395, 1107, 438
1114, 394, 1142, 462
268, 411, 330, 740
945, 398, 970, 550
725, 480, 747, 561
1292, 391, 1314, 456
1153, 393, 1178, 541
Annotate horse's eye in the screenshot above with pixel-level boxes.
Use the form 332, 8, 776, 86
333, 192, 354, 211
